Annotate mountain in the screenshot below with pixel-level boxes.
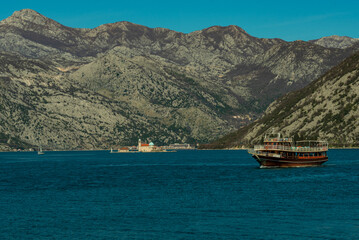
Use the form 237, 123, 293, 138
0, 9, 358, 150
0, 51, 234, 150
310, 36, 359, 49
204, 51, 359, 148
1, 10, 355, 113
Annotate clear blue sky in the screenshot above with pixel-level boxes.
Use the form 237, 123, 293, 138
0, 0, 358, 41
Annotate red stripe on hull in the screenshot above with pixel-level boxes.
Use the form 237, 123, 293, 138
252, 155, 328, 168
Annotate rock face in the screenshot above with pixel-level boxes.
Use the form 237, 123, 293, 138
205, 51, 359, 148
310, 36, 359, 49
0, 52, 231, 150
0, 9, 358, 150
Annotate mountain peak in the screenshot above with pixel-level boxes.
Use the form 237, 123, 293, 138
1, 9, 55, 27
227, 25, 246, 32
14, 9, 41, 16
202, 25, 247, 34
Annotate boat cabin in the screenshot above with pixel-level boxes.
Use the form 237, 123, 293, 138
264, 132, 293, 149
255, 132, 328, 160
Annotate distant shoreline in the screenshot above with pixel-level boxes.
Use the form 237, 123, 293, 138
329, 147, 359, 149
2, 147, 359, 153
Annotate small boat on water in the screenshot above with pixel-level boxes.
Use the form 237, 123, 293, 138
38, 146, 44, 155
248, 132, 328, 168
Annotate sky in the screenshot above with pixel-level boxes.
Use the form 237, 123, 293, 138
0, 0, 358, 41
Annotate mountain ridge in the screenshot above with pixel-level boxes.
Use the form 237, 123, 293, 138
310, 35, 359, 49
0, 9, 358, 150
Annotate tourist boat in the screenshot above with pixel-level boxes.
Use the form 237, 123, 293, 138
248, 132, 328, 168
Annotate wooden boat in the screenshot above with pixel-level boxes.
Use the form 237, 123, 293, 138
248, 132, 328, 168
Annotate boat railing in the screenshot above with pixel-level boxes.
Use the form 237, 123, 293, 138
248, 149, 281, 158
253, 145, 328, 152
264, 137, 293, 142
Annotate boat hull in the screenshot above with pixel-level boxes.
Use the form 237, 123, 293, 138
252, 155, 328, 168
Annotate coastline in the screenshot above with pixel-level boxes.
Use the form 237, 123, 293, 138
2, 147, 359, 153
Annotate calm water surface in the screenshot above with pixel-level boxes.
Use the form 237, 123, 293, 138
0, 150, 358, 239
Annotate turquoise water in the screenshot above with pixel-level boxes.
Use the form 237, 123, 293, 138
0, 150, 358, 239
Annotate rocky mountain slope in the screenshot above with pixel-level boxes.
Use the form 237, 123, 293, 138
1, 9, 356, 113
0, 9, 358, 150
0, 52, 233, 150
205, 51, 359, 148
311, 36, 359, 49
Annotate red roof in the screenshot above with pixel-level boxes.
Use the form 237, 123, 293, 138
141, 144, 150, 146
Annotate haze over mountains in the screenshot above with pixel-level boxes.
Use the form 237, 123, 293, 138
0, 9, 358, 150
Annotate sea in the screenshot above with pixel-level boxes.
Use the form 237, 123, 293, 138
0, 149, 358, 239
